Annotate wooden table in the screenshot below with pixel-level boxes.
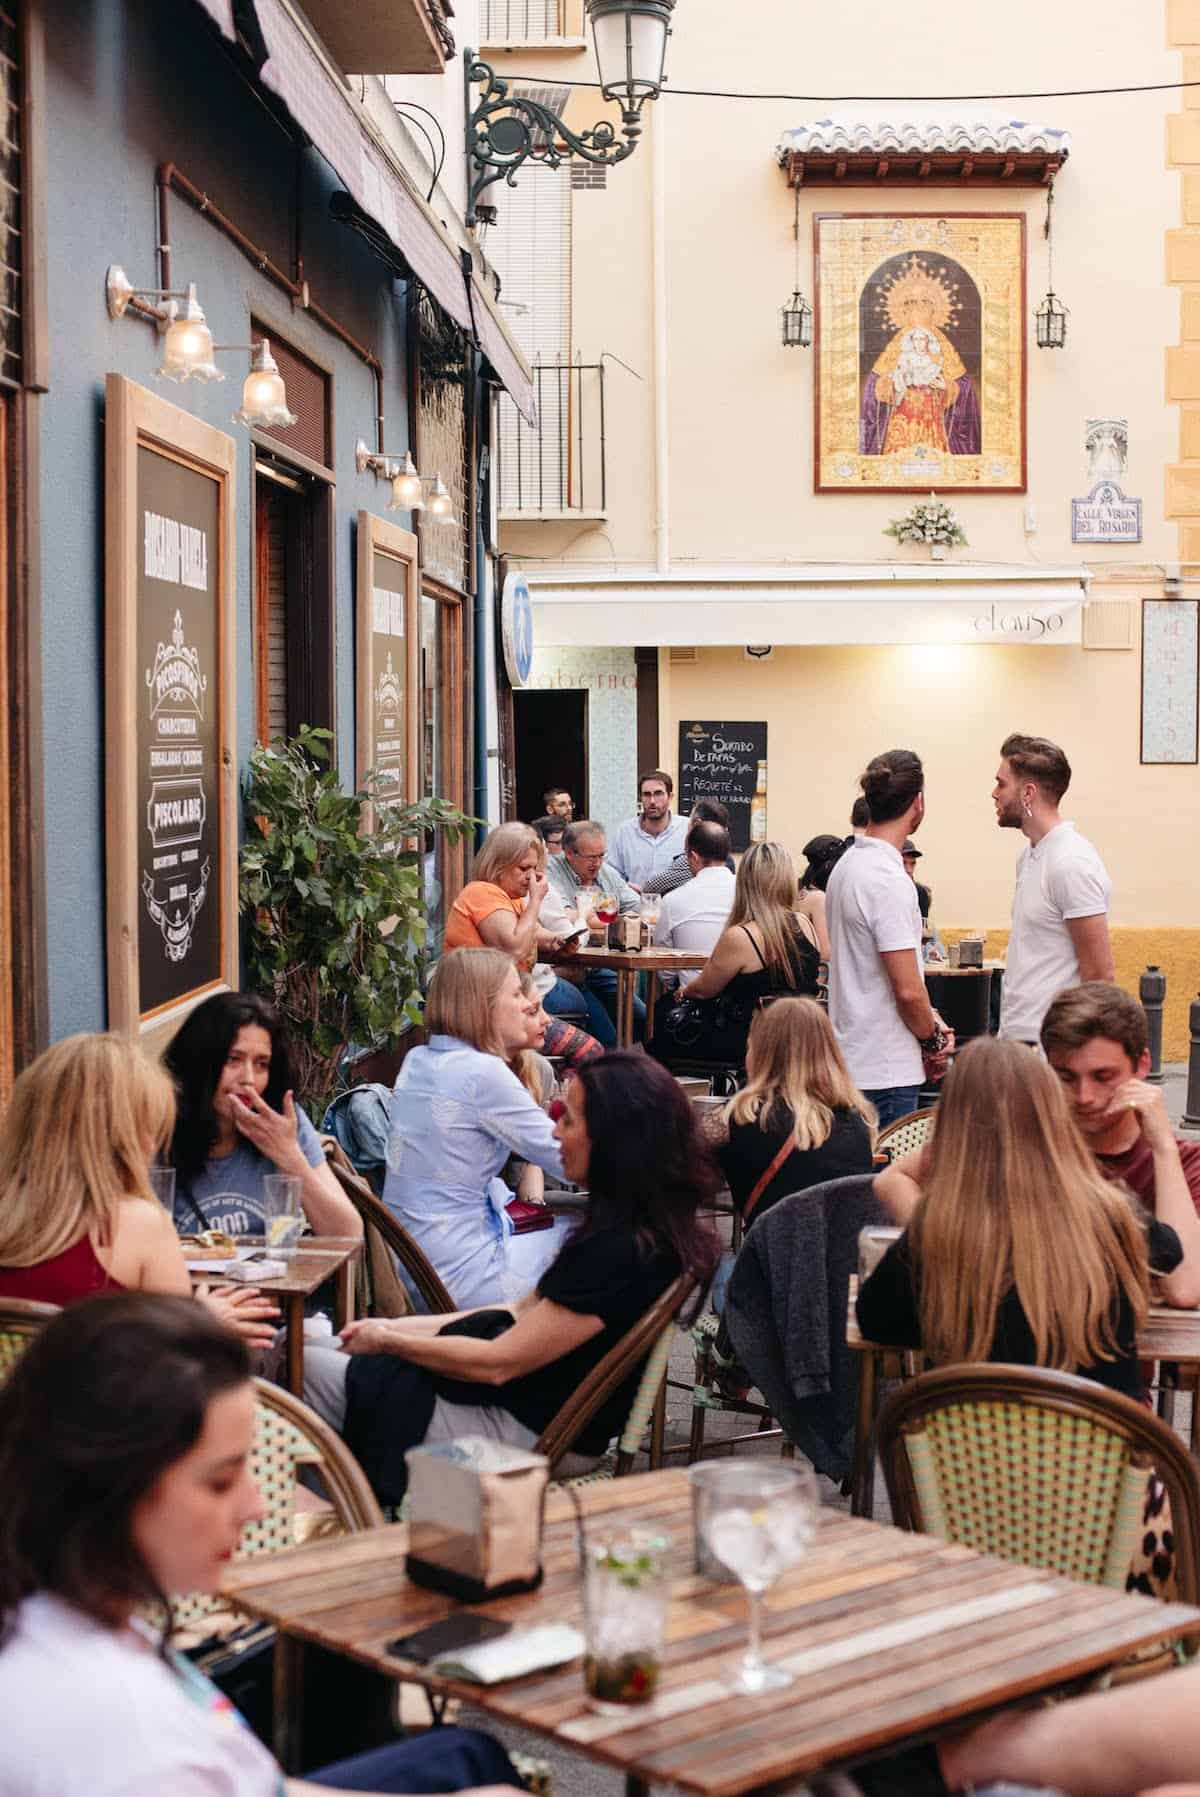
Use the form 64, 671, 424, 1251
225, 1470, 1200, 1793
569, 945, 709, 1048
190, 1235, 360, 1397
847, 1280, 1200, 1516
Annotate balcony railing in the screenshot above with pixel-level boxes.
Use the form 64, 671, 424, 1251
480, 0, 581, 43
498, 358, 606, 517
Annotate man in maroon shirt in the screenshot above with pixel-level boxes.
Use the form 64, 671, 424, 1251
1041, 982, 1200, 1268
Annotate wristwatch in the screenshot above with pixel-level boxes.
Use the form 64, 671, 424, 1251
918, 1025, 948, 1056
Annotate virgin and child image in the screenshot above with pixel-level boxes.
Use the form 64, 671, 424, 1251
858, 253, 982, 459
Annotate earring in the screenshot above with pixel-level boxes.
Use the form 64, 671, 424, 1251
1022, 798, 1033, 817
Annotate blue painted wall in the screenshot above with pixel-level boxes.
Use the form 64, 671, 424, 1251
40, 0, 416, 1037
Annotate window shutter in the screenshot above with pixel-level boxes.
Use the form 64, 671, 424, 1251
489, 152, 571, 511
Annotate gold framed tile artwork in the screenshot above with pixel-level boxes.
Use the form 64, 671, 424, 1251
814, 212, 1026, 493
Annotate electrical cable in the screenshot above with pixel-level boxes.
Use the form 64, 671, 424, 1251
391, 98, 447, 201
500, 74, 1200, 104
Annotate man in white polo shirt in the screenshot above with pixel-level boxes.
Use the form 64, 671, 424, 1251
993, 733, 1114, 1043
826, 749, 952, 1127
652, 820, 736, 988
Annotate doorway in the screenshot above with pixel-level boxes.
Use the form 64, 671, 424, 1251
513, 688, 588, 822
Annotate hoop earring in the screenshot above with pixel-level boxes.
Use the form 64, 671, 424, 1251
1022, 798, 1033, 818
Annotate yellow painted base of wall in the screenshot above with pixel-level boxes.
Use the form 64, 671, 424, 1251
943, 928, 1200, 1061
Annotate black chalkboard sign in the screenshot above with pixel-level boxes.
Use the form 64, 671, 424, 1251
678, 721, 768, 852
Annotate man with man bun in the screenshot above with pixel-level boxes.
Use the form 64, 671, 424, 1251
825, 749, 952, 1127
993, 732, 1113, 1043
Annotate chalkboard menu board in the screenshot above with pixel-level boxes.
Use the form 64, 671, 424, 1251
356, 512, 417, 825
678, 720, 768, 852
135, 447, 222, 1015
106, 377, 238, 1048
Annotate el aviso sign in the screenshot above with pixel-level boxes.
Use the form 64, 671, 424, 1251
678, 721, 768, 853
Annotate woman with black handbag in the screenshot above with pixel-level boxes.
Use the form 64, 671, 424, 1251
649, 841, 821, 1076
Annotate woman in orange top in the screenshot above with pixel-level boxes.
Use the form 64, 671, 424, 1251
445, 821, 548, 968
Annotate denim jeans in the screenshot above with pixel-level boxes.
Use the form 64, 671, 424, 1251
541, 973, 589, 1026
863, 1085, 922, 1128
313, 1725, 520, 1791
584, 966, 646, 1043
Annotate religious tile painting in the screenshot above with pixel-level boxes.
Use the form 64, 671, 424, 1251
814, 213, 1026, 493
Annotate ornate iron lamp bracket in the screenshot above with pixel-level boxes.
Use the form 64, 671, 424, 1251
465, 51, 638, 227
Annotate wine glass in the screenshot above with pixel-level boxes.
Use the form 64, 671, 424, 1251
593, 893, 619, 944
640, 894, 661, 938
691, 1460, 818, 1694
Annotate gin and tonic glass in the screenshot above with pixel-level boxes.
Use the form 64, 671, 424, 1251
691, 1460, 818, 1694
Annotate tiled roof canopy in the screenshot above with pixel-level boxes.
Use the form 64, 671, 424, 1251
778, 118, 1070, 186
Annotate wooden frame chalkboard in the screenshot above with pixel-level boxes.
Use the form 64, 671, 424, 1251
355, 511, 419, 828
105, 376, 239, 1051
678, 720, 768, 852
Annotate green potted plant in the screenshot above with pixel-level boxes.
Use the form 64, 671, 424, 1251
240, 726, 473, 1119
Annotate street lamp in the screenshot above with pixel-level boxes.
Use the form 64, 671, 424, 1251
781, 292, 813, 349
465, 0, 677, 228
1035, 178, 1069, 349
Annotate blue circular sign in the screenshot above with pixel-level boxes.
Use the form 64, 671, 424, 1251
502, 571, 534, 687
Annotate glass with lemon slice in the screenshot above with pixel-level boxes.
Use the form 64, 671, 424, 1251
263, 1173, 305, 1260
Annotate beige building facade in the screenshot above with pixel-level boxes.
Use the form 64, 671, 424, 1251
486, 0, 1200, 1052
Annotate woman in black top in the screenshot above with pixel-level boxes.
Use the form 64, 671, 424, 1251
305, 1054, 721, 1501
857, 1038, 1185, 1402
703, 997, 875, 1227
650, 841, 821, 1071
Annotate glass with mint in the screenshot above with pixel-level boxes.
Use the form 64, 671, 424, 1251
583, 1529, 669, 1711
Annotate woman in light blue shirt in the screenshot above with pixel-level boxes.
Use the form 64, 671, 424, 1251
384, 948, 570, 1307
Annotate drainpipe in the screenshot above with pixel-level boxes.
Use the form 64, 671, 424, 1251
652, 102, 670, 577
473, 350, 492, 837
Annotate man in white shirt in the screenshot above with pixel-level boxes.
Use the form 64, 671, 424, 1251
610, 769, 689, 889
993, 732, 1114, 1042
826, 749, 952, 1127
653, 820, 736, 988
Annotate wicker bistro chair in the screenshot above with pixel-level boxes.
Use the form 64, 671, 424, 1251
324, 1152, 456, 1316
0, 1296, 58, 1384
877, 1362, 1200, 1604
175, 1378, 384, 1634
874, 1106, 936, 1165
536, 1273, 696, 1481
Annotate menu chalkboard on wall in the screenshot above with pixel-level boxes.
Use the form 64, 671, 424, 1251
677, 720, 768, 852
105, 377, 238, 1051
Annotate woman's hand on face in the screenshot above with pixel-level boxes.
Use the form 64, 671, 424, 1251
529, 873, 549, 913
339, 1318, 404, 1357
231, 1087, 307, 1173
195, 1284, 281, 1350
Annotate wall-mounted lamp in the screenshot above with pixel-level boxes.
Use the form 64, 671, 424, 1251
1035, 180, 1069, 350
107, 266, 299, 426
355, 440, 455, 522
465, 0, 676, 228
233, 339, 298, 429
780, 186, 813, 349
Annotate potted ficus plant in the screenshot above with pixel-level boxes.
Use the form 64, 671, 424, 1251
884, 494, 968, 560
240, 725, 474, 1120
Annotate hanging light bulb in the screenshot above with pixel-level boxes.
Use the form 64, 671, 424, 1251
234, 339, 297, 428
425, 476, 454, 520
157, 284, 223, 382
388, 452, 425, 511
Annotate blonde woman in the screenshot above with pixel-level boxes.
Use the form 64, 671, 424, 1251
383, 949, 569, 1306
857, 1036, 1193, 1398
650, 841, 821, 1069
0, 1034, 277, 1347
703, 998, 875, 1228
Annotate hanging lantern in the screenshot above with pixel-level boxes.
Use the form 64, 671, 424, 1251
781, 290, 813, 350
1035, 290, 1068, 350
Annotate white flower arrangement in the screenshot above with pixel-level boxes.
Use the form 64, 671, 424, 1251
884, 494, 968, 547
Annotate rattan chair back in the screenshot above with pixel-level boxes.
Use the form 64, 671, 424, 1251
0, 1297, 58, 1385
878, 1362, 1200, 1601
536, 1273, 695, 1475
875, 1107, 935, 1163
325, 1153, 455, 1315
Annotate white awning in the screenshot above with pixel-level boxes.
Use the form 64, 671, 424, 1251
528, 565, 1091, 648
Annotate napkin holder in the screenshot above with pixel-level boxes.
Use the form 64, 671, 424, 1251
405, 1436, 550, 1602
956, 936, 984, 968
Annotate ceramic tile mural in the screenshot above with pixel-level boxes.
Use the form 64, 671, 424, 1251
1141, 600, 1199, 764
526, 647, 639, 832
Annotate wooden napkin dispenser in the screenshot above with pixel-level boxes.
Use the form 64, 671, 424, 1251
405, 1437, 550, 1602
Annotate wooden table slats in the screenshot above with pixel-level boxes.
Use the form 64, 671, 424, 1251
224, 1471, 1200, 1795
566, 946, 709, 1048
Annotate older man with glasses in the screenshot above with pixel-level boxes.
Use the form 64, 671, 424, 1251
546, 820, 644, 1044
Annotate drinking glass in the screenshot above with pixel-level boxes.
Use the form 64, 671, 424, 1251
690, 1461, 818, 1694
147, 1165, 176, 1212
583, 1529, 669, 1712
263, 1172, 305, 1258
640, 895, 661, 937
593, 893, 619, 946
